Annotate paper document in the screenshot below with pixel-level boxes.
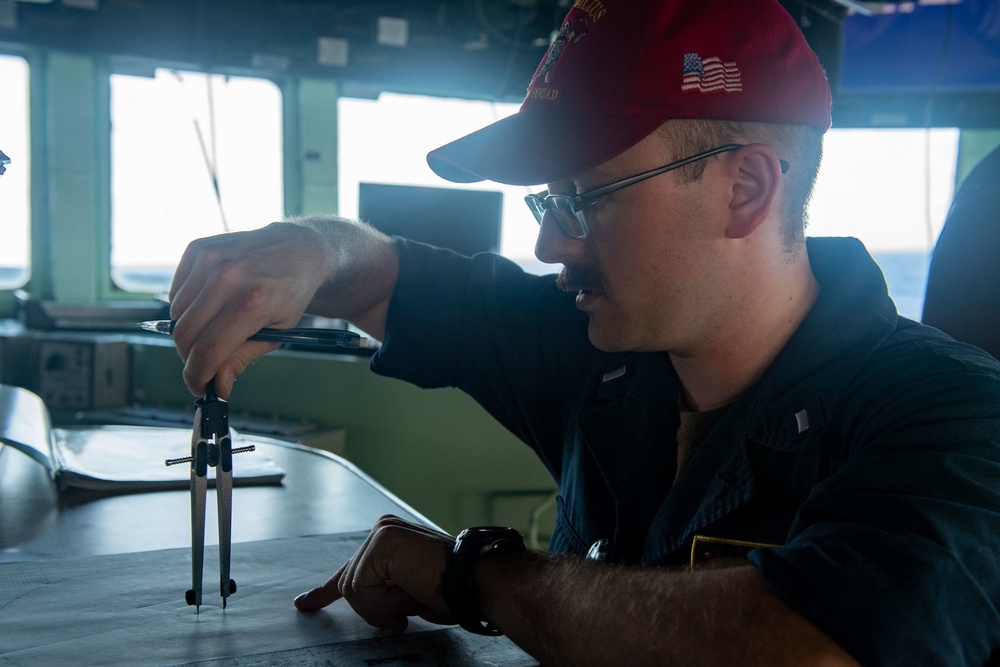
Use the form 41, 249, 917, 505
0, 532, 536, 666
0, 384, 284, 492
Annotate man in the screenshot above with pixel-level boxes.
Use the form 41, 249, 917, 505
168, 1, 1000, 665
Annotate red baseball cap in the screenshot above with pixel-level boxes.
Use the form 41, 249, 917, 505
427, 0, 831, 186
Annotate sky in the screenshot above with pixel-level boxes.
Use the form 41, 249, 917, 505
0, 55, 30, 275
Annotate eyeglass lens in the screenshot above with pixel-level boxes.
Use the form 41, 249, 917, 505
526, 194, 587, 239
545, 196, 586, 239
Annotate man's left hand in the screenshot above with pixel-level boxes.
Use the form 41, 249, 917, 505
293, 515, 456, 632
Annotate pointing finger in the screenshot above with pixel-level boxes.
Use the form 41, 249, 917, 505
294, 566, 346, 612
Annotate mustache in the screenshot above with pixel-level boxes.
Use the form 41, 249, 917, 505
556, 265, 605, 293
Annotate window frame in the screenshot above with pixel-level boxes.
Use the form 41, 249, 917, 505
1, 44, 992, 322
0, 52, 334, 312
106, 64, 291, 294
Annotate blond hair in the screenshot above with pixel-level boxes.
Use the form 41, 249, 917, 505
655, 119, 824, 250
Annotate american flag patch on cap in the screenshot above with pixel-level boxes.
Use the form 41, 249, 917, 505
682, 53, 743, 93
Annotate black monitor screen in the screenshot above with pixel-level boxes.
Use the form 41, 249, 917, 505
358, 183, 503, 257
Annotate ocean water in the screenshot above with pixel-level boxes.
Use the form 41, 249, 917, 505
870, 251, 932, 322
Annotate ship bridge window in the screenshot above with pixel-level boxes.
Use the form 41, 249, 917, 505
808, 128, 960, 320
336, 93, 547, 270
0, 53, 31, 289
110, 68, 283, 293
340, 97, 960, 318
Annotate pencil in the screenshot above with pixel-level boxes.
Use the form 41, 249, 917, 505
137, 320, 366, 349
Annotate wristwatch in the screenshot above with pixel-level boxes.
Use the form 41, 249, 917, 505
441, 526, 526, 635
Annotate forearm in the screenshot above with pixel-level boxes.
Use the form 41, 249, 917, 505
286, 216, 399, 340
476, 552, 859, 667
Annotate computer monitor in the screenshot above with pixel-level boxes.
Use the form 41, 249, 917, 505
358, 183, 503, 257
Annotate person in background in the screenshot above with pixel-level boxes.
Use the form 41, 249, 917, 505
167, 1, 1000, 664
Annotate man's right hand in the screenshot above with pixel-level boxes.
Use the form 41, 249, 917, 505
168, 218, 399, 398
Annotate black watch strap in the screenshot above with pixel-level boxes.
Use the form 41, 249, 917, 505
441, 526, 525, 636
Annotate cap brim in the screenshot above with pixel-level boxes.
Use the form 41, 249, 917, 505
426, 111, 668, 186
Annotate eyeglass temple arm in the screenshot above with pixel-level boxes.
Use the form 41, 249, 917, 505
577, 144, 789, 205
577, 144, 744, 204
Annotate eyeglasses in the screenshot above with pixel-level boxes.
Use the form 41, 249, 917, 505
524, 144, 790, 240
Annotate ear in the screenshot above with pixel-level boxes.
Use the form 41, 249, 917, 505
724, 144, 782, 240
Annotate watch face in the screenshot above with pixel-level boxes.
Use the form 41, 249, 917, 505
456, 527, 525, 556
